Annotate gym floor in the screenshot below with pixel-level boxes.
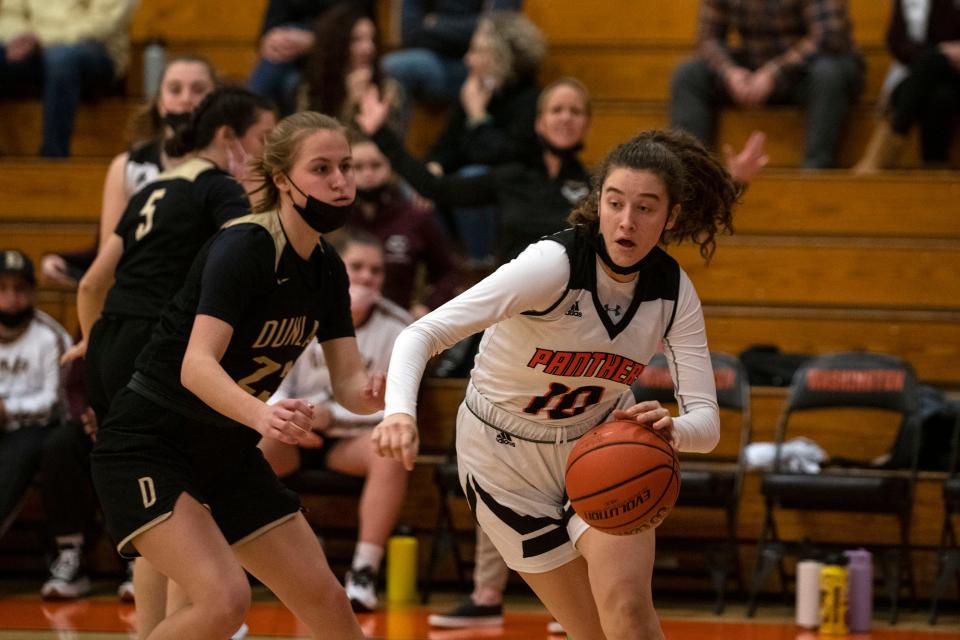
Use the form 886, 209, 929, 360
0, 582, 958, 639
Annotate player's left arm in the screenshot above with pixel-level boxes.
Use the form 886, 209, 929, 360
661, 273, 720, 453
321, 336, 385, 416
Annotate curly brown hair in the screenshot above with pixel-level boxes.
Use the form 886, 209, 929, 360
568, 129, 739, 261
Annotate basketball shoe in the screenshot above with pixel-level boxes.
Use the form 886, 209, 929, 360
345, 566, 378, 612
41, 546, 91, 599
428, 598, 504, 628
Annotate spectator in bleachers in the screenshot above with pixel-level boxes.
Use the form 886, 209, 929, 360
260, 232, 411, 613
0, 0, 137, 157
345, 130, 460, 317
301, 5, 406, 133
249, 0, 375, 116
854, 0, 960, 172
358, 77, 590, 266
381, 0, 522, 112
669, 0, 864, 169
41, 56, 218, 286
422, 10, 546, 265
0, 250, 71, 544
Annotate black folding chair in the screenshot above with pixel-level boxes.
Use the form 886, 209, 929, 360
745, 352, 920, 623
631, 351, 752, 614
929, 411, 960, 624
421, 431, 470, 603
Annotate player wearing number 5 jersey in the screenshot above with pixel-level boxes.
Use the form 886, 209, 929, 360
374, 129, 738, 640
66, 87, 277, 426
90, 111, 377, 639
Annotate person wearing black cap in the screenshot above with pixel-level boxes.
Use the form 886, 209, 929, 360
0, 249, 72, 540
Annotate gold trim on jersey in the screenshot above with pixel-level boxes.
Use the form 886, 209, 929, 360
152, 156, 215, 183
223, 210, 288, 272
116, 512, 174, 558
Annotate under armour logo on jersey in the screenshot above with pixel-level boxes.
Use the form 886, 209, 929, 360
565, 302, 582, 317
604, 304, 623, 317
496, 431, 516, 447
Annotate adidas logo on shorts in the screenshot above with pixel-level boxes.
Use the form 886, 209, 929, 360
496, 431, 515, 447
565, 302, 583, 317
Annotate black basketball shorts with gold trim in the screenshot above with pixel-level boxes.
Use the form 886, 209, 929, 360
91, 386, 301, 558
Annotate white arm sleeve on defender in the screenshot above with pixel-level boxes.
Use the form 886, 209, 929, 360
385, 240, 571, 419
662, 271, 720, 453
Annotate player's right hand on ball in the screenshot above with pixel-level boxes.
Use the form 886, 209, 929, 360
372, 413, 419, 471
255, 399, 321, 447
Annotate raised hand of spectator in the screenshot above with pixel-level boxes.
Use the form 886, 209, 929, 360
723, 130, 769, 184
356, 86, 391, 135
41, 254, 77, 286
742, 66, 777, 107
461, 74, 495, 122
723, 66, 753, 105
6, 32, 38, 62
261, 27, 315, 63
940, 41, 960, 71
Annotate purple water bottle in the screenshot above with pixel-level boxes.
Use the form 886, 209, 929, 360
844, 548, 873, 633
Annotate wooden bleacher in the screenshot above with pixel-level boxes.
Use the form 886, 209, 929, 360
2, 0, 959, 597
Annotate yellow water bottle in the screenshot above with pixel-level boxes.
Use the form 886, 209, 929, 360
386, 526, 418, 604
819, 556, 849, 635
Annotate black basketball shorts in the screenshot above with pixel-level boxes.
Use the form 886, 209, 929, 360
91, 386, 301, 557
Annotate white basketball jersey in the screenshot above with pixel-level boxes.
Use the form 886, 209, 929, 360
386, 230, 720, 453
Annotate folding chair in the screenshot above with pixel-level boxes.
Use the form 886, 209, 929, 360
632, 351, 752, 613
929, 411, 960, 624
421, 431, 470, 603
745, 352, 920, 623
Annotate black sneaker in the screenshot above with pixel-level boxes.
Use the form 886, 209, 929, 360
40, 546, 91, 599
428, 598, 504, 628
344, 566, 378, 612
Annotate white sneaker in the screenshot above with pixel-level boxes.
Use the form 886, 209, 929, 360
231, 622, 249, 640
547, 619, 566, 634
117, 561, 135, 601
41, 547, 91, 599
344, 566, 378, 612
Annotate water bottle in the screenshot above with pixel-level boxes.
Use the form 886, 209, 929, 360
142, 38, 167, 98
819, 555, 849, 635
795, 558, 822, 628
844, 548, 873, 633
386, 526, 418, 604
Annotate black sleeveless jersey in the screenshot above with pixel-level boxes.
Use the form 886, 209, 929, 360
103, 158, 249, 319
129, 211, 355, 429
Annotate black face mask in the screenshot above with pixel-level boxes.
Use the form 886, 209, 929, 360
595, 235, 650, 276
161, 111, 192, 130
538, 135, 584, 160
0, 307, 34, 329
284, 174, 353, 234
356, 184, 388, 204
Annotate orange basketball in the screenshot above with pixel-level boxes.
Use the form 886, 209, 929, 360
565, 420, 680, 535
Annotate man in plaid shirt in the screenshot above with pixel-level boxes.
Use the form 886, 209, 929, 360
670, 0, 864, 168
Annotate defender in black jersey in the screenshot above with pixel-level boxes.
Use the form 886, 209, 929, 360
68, 87, 277, 425
373, 130, 739, 640
90, 112, 377, 640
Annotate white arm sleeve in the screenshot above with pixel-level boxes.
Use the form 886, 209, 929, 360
385, 240, 571, 419
662, 271, 720, 453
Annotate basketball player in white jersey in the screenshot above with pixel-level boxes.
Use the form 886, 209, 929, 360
372, 129, 738, 639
